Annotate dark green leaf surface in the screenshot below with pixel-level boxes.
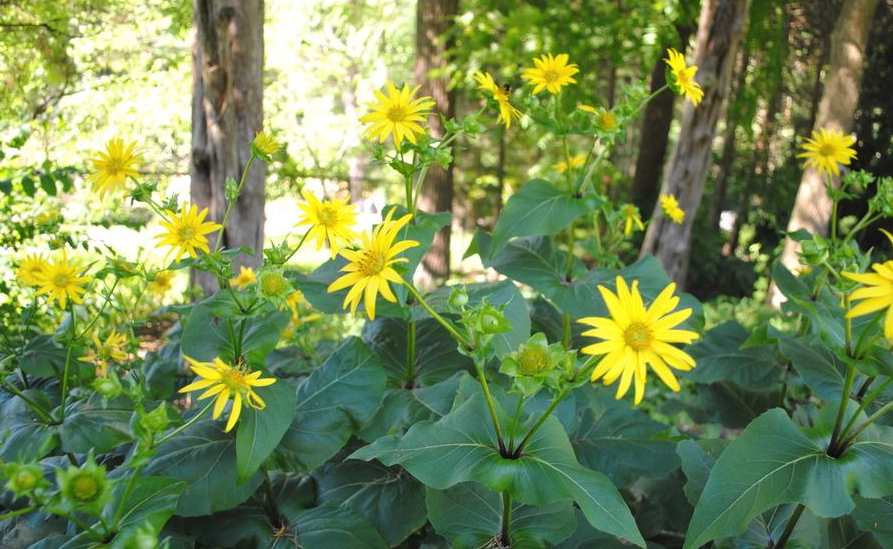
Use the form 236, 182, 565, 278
236, 381, 297, 482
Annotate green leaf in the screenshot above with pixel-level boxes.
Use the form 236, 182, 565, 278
19, 334, 68, 377
553, 509, 642, 549
490, 179, 594, 255
144, 421, 262, 516
568, 387, 679, 486
314, 460, 427, 546
0, 387, 58, 461
426, 482, 576, 549
101, 476, 186, 533
275, 337, 387, 471
686, 322, 781, 389
351, 389, 644, 546
180, 304, 289, 367
236, 381, 297, 483
676, 439, 727, 506
290, 505, 389, 549
852, 496, 893, 547
59, 394, 133, 454
39, 174, 56, 196
684, 408, 850, 549
778, 335, 846, 401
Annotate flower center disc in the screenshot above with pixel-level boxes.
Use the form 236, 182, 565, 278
544, 70, 559, 83
319, 206, 337, 225
818, 143, 837, 157
518, 347, 548, 375
180, 227, 195, 240
53, 274, 70, 287
359, 250, 387, 276
623, 322, 652, 351
72, 476, 99, 501
387, 105, 408, 122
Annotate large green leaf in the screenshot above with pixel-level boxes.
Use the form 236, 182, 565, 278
683, 406, 893, 549
236, 381, 297, 482
568, 387, 678, 486
19, 334, 68, 377
852, 496, 893, 547
275, 337, 387, 471
425, 482, 576, 549
351, 389, 644, 546
180, 304, 289, 366
778, 335, 847, 401
59, 394, 133, 454
676, 439, 728, 506
686, 322, 780, 389
0, 385, 58, 461
101, 476, 186, 533
490, 179, 595, 255
314, 460, 427, 546
553, 509, 654, 549
144, 421, 262, 517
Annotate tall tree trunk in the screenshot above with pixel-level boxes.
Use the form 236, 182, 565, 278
342, 64, 366, 201
770, 0, 880, 307
414, 0, 458, 288
639, 0, 753, 286
630, 24, 694, 213
191, 0, 265, 295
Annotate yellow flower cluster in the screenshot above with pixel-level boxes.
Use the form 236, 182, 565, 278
665, 48, 703, 106
659, 194, 685, 224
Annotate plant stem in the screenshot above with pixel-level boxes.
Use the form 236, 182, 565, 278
561, 313, 571, 350
512, 389, 570, 457
404, 283, 472, 351
508, 396, 525, 453
843, 295, 853, 357
111, 463, 144, 530
261, 468, 283, 525
52, 509, 105, 540
156, 400, 214, 446
58, 344, 75, 423
629, 83, 670, 119
774, 503, 805, 549
279, 229, 310, 265
838, 377, 892, 445
0, 505, 37, 522
1, 381, 54, 423
500, 491, 512, 546
856, 376, 876, 399
214, 156, 256, 252
405, 320, 416, 385
840, 398, 893, 449
828, 365, 856, 453
474, 359, 507, 455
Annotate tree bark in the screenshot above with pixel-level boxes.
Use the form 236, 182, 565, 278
414, 0, 458, 287
639, 0, 753, 286
191, 0, 265, 295
630, 24, 694, 214
770, 0, 880, 307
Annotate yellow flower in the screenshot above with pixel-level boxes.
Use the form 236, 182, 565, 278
578, 104, 598, 114
579, 104, 617, 132
327, 208, 419, 320
284, 290, 321, 326
622, 204, 645, 236
34, 253, 92, 308
155, 203, 222, 260
229, 266, 257, 290
474, 71, 522, 130
297, 190, 360, 258
16, 253, 47, 287
579, 278, 699, 404
252, 132, 282, 157
522, 53, 579, 94
79, 330, 129, 377
554, 154, 586, 173
179, 356, 277, 433
665, 48, 703, 106
147, 270, 176, 296
87, 138, 141, 197
360, 82, 436, 148
659, 194, 685, 224
843, 230, 893, 341
795, 127, 857, 177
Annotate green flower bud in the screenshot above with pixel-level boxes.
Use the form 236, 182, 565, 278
92, 375, 123, 400
57, 454, 113, 515
141, 403, 172, 433
1, 462, 47, 497
447, 287, 469, 311
258, 270, 291, 299
499, 333, 575, 397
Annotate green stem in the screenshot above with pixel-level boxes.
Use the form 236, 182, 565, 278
577, 146, 609, 196
58, 344, 75, 423
838, 377, 892, 445
512, 389, 570, 457
774, 504, 805, 549
508, 396, 525, 453
214, 156, 256, 253
843, 295, 853, 357
52, 509, 105, 539
561, 313, 571, 350
111, 463, 144, 530
279, 229, 311, 265
629, 83, 670, 119
406, 320, 416, 385
0, 381, 54, 423
840, 398, 893, 450
156, 400, 214, 446
75, 279, 120, 341
828, 365, 856, 453
0, 505, 37, 522
500, 492, 512, 546
261, 468, 283, 525
562, 136, 574, 193
474, 359, 507, 455
404, 283, 471, 350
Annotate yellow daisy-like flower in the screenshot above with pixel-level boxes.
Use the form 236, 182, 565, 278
360, 82, 436, 148
252, 132, 282, 157
659, 194, 685, 224
843, 229, 893, 341
79, 330, 129, 377
554, 154, 586, 173
622, 204, 645, 236
327, 208, 419, 320
179, 356, 277, 433
284, 290, 322, 326
34, 253, 92, 309
474, 71, 522, 130
297, 190, 360, 258
16, 253, 47, 287
578, 104, 617, 132
579, 278, 699, 405
522, 53, 579, 95
665, 48, 703, 107
795, 127, 857, 177
230, 266, 257, 290
147, 270, 177, 296
87, 138, 141, 197
155, 203, 222, 260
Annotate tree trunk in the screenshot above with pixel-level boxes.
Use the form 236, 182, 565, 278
414, 0, 458, 288
639, 0, 753, 286
630, 24, 694, 213
770, 0, 880, 307
342, 64, 366, 201
191, 0, 265, 295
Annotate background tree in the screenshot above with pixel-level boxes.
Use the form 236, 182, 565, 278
191, 0, 265, 294
415, 0, 458, 287
639, 0, 754, 286
769, 0, 881, 306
